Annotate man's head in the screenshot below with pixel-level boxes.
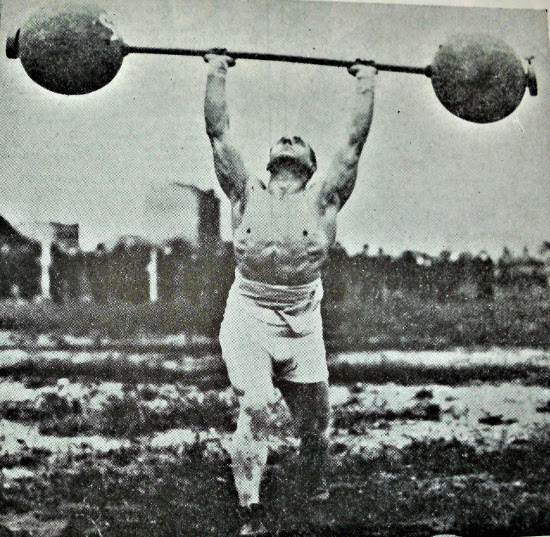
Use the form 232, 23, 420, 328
267, 136, 317, 180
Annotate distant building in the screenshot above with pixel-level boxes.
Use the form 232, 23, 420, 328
51, 222, 79, 251
144, 183, 220, 249
0, 216, 37, 248
0, 216, 40, 298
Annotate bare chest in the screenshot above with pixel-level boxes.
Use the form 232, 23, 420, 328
232, 184, 336, 244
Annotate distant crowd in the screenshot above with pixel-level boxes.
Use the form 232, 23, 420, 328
1, 239, 548, 306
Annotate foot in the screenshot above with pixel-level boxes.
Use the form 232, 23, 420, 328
237, 504, 269, 536
308, 476, 330, 502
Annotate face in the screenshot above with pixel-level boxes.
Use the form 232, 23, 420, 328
267, 136, 317, 176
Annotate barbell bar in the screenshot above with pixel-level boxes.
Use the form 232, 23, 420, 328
6, 4, 538, 123
122, 45, 429, 75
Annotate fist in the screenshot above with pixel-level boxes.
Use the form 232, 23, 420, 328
204, 48, 236, 68
348, 61, 377, 78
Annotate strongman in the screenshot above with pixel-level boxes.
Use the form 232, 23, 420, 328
204, 51, 376, 535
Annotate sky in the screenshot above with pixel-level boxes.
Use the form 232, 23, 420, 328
0, 0, 549, 257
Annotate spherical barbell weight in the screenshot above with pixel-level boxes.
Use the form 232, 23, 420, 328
430, 34, 529, 123
5, 3, 537, 123
10, 4, 125, 95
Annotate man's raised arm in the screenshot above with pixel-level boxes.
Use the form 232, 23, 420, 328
204, 52, 249, 201
322, 64, 377, 209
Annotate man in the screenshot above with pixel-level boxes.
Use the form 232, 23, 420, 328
204, 51, 376, 536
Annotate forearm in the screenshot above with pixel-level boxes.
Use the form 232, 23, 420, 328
204, 62, 230, 140
346, 71, 375, 158
323, 65, 376, 208
203, 54, 248, 199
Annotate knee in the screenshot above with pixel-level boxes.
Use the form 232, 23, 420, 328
247, 405, 272, 440
239, 403, 275, 441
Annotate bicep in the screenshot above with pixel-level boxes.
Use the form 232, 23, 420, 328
210, 135, 250, 200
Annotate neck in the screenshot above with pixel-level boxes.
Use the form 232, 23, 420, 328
268, 169, 308, 195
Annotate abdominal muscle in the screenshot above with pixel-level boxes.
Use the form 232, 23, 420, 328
235, 238, 329, 285
232, 181, 337, 286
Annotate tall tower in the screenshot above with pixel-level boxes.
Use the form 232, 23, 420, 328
143, 183, 220, 248
143, 183, 221, 302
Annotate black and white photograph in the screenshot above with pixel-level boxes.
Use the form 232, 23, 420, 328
0, 0, 549, 535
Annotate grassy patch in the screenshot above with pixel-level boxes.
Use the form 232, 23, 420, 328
0, 299, 202, 339
329, 360, 550, 387
0, 357, 229, 388
324, 292, 550, 351
2, 355, 550, 392
2, 291, 550, 351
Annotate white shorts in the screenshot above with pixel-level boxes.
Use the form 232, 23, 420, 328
219, 272, 328, 404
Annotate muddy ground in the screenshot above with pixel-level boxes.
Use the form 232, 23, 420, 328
1, 346, 550, 536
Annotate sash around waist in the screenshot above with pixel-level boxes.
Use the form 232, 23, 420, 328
225, 271, 323, 335
232, 270, 323, 312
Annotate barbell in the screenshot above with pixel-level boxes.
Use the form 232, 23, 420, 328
6, 4, 538, 123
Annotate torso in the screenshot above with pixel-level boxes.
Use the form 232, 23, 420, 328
232, 177, 338, 285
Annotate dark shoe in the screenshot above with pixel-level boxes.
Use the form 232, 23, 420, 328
237, 504, 269, 536
309, 479, 330, 502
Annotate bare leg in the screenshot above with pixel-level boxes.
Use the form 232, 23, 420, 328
276, 380, 330, 497
228, 397, 273, 535
230, 401, 271, 506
